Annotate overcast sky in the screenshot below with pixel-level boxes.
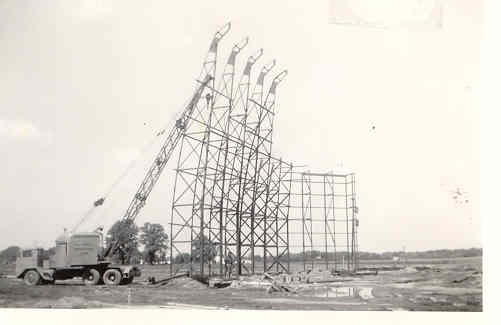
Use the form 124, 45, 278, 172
0, 0, 482, 252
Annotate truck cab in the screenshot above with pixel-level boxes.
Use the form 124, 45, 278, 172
15, 248, 54, 285
15, 248, 44, 275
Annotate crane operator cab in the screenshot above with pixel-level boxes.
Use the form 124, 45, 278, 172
16, 230, 140, 286
54, 232, 101, 266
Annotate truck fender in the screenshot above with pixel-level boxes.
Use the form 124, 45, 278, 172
17, 268, 54, 281
36, 267, 54, 281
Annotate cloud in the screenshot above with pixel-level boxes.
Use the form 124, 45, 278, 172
0, 119, 52, 143
62, 0, 114, 20
329, 0, 443, 30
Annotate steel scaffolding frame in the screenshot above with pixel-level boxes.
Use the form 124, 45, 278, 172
169, 24, 290, 277
167, 24, 358, 278
288, 172, 359, 272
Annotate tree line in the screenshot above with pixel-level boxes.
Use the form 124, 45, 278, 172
0, 219, 483, 266
286, 248, 482, 261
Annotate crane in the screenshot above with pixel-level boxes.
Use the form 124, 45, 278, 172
103, 74, 213, 258
15, 75, 213, 287
15, 24, 230, 286
101, 22, 231, 258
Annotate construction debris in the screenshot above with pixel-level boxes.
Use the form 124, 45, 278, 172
208, 278, 232, 288
263, 273, 296, 294
358, 266, 404, 272
156, 276, 207, 290
153, 272, 189, 287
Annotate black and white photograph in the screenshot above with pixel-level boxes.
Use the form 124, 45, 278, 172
0, 0, 495, 321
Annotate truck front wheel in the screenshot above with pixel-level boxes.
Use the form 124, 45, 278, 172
103, 269, 122, 285
24, 270, 41, 286
83, 269, 100, 285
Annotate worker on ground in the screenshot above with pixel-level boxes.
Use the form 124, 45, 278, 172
224, 251, 235, 278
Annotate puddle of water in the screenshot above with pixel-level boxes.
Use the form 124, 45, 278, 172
359, 287, 374, 300
316, 287, 357, 298
305, 286, 373, 299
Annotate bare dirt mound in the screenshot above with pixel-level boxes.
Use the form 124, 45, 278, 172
159, 276, 207, 290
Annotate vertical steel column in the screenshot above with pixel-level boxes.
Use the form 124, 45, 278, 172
351, 174, 359, 271
323, 175, 328, 269
275, 160, 282, 272
286, 163, 293, 273
170, 23, 230, 277
330, 174, 337, 271
344, 175, 350, 271
206, 38, 249, 276
308, 176, 315, 270
301, 173, 306, 272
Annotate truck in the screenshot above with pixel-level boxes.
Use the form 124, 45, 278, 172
16, 232, 140, 285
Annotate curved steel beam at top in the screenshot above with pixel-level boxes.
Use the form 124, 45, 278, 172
268, 70, 288, 95
257, 60, 276, 86
243, 48, 264, 76
209, 22, 231, 52
227, 37, 249, 65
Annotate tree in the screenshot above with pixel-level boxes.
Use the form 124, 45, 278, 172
174, 252, 191, 264
0, 246, 20, 263
139, 222, 168, 265
192, 234, 217, 263
106, 219, 139, 264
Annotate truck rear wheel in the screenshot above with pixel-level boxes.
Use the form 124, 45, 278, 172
103, 269, 122, 285
24, 270, 41, 286
83, 269, 100, 285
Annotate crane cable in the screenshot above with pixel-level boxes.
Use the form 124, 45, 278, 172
71, 93, 194, 233
70, 130, 164, 233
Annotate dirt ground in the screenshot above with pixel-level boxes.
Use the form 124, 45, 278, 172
0, 257, 482, 311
